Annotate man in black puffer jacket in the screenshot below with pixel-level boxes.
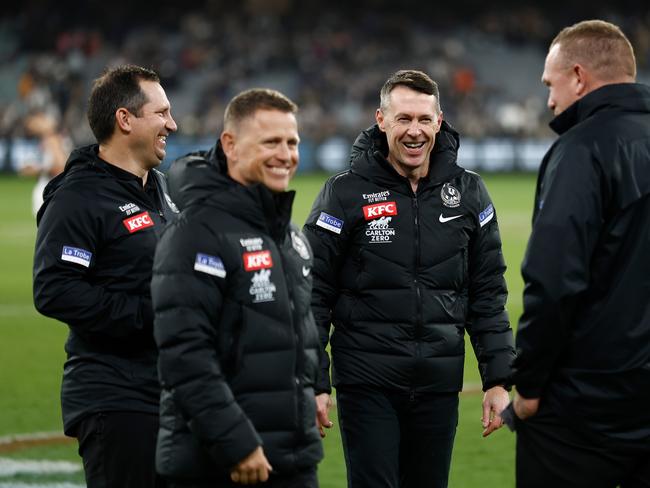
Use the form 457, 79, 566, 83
508, 20, 650, 488
152, 89, 323, 487
303, 70, 515, 488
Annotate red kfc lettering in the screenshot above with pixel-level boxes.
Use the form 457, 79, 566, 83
123, 212, 155, 233
243, 250, 273, 271
363, 201, 398, 220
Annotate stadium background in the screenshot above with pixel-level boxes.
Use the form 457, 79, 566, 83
0, 1, 648, 487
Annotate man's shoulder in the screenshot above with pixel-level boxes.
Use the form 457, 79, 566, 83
325, 169, 358, 188
445, 169, 488, 197
44, 167, 109, 208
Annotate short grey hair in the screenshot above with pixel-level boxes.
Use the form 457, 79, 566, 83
379, 69, 441, 113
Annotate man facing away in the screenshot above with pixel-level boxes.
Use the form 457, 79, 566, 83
151, 88, 323, 487
508, 19, 650, 488
303, 69, 515, 488
33, 64, 178, 488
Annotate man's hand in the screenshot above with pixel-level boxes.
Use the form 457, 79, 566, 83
481, 385, 510, 437
513, 392, 540, 420
316, 392, 334, 438
230, 446, 273, 485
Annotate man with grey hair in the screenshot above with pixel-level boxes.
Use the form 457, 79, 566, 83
507, 19, 650, 487
304, 69, 514, 488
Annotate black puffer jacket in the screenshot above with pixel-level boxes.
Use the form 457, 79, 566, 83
152, 144, 323, 481
303, 122, 514, 395
33, 144, 177, 435
513, 83, 650, 446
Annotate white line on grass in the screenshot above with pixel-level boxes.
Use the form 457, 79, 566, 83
0, 432, 67, 448
0, 458, 81, 477
0, 484, 85, 488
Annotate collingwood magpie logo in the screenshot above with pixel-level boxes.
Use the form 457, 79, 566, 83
164, 193, 179, 213
441, 183, 461, 208
291, 231, 310, 260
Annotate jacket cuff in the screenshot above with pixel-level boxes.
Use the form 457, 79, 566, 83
482, 380, 512, 392
513, 382, 543, 399
207, 417, 263, 470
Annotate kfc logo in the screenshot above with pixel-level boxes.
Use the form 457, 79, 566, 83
363, 201, 398, 220
243, 250, 273, 271
123, 212, 154, 233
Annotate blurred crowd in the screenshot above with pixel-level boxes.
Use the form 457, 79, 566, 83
1, 0, 650, 167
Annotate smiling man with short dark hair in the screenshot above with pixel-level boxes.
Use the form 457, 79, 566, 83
304, 70, 515, 488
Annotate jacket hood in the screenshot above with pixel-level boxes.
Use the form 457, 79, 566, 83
166, 143, 230, 210
550, 83, 650, 135
167, 141, 295, 237
348, 120, 464, 189
37, 144, 107, 223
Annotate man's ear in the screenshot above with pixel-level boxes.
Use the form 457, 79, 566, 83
115, 108, 132, 133
220, 131, 236, 161
573, 63, 589, 97
435, 111, 444, 133
376, 108, 386, 132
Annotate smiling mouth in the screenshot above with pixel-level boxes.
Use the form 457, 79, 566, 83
403, 142, 425, 149
268, 166, 290, 175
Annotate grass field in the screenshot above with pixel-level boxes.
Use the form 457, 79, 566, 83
0, 172, 536, 487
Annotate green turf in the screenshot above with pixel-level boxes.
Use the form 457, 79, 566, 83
0, 172, 535, 487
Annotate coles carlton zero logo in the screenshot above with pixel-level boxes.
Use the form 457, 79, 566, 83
243, 250, 273, 271
363, 201, 398, 220
123, 211, 154, 233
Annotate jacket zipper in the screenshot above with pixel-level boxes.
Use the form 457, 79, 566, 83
412, 195, 422, 398
276, 236, 304, 443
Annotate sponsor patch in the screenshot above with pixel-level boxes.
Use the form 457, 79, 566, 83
362, 190, 390, 203
363, 201, 397, 220
240, 237, 264, 251
365, 216, 396, 244
194, 253, 226, 278
249, 269, 277, 303
123, 211, 154, 233
119, 202, 141, 215
316, 212, 343, 234
243, 250, 273, 271
439, 213, 463, 223
61, 246, 92, 268
441, 183, 461, 208
479, 204, 495, 227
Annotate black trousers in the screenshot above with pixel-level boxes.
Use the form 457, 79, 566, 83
516, 402, 650, 488
336, 385, 458, 488
168, 466, 318, 488
76, 411, 166, 488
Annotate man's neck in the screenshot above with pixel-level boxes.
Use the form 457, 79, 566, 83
98, 143, 148, 186
387, 157, 428, 193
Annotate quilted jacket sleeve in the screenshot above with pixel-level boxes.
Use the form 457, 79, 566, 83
152, 218, 261, 469
466, 175, 515, 390
302, 177, 351, 394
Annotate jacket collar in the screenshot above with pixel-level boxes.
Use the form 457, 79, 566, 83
168, 140, 294, 239
550, 83, 650, 135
